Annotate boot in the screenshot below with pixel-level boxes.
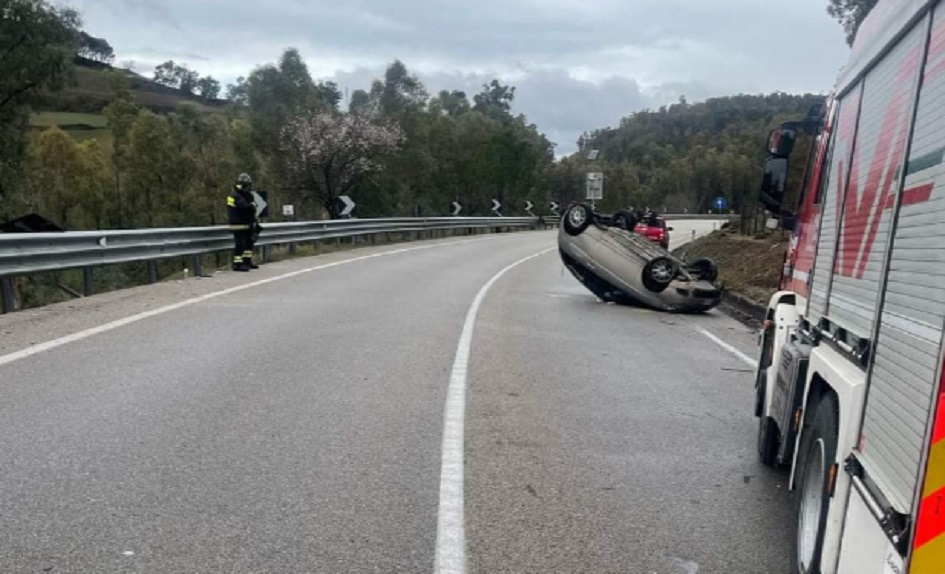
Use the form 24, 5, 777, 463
232, 263, 250, 272
245, 257, 260, 270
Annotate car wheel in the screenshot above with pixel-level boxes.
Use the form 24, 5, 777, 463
563, 203, 593, 236
689, 257, 719, 282
642, 257, 677, 293
660, 240, 669, 250
791, 393, 839, 574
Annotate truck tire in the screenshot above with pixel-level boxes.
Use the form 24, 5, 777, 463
689, 257, 719, 282
791, 392, 839, 574
563, 203, 593, 236
642, 257, 677, 293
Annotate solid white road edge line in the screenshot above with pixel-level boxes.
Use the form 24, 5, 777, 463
698, 328, 758, 369
435, 247, 555, 574
0, 235, 514, 369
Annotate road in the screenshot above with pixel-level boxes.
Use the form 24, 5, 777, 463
0, 222, 790, 573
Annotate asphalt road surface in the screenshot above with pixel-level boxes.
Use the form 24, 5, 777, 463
0, 223, 790, 573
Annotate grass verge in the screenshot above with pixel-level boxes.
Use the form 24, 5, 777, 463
680, 229, 788, 307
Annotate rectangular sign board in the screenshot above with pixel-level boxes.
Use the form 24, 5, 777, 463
586, 172, 603, 200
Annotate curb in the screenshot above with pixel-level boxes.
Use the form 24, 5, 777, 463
720, 290, 766, 329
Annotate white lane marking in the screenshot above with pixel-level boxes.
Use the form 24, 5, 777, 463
698, 328, 758, 369
435, 247, 555, 574
0, 236, 515, 369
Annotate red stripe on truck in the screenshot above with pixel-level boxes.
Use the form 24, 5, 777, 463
915, 482, 945, 548
934, 387, 945, 445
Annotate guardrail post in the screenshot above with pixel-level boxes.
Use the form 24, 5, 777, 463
193, 255, 203, 277
146, 262, 158, 284
1, 278, 14, 314
262, 245, 272, 263
82, 268, 94, 296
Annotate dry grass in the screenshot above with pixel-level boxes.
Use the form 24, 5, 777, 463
682, 230, 788, 306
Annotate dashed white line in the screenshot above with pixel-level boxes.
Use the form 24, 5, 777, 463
698, 328, 758, 369
435, 247, 555, 574
0, 236, 510, 369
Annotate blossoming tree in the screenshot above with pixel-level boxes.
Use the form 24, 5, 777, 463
282, 112, 404, 218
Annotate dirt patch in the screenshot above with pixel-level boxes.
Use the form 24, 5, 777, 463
679, 230, 788, 307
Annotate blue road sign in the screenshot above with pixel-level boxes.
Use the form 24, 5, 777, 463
714, 196, 728, 211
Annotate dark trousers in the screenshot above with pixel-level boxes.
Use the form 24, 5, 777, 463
232, 229, 252, 266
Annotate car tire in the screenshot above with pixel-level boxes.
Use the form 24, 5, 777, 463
791, 392, 839, 574
690, 257, 719, 282
563, 203, 593, 236
660, 240, 669, 250
642, 257, 677, 293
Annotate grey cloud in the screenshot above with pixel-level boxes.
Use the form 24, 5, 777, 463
328, 65, 713, 153
72, 0, 848, 155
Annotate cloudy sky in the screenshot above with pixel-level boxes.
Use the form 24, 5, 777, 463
71, 0, 849, 154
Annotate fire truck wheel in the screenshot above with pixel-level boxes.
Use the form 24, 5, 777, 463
757, 378, 780, 467
791, 392, 839, 574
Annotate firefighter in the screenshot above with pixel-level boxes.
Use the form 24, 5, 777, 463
227, 173, 258, 272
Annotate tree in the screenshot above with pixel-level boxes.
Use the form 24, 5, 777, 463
282, 111, 404, 218
226, 76, 248, 105
27, 126, 81, 225
373, 60, 427, 120
473, 80, 515, 120
316, 81, 343, 109
103, 71, 140, 227
0, 0, 80, 213
827, 0, 878, 45
126, 111, 177, 227
243, 47, 338, 192
77, 31, 114, 63
174, 65, 199, 94
432, 90, 470, 117
348, 89, 372, 114
73, 139, 111, 228
152, 60, 199, 94
197, 76, 221, 99
153, 60, 178, 87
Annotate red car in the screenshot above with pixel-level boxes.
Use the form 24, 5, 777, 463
635, 216, 672, 249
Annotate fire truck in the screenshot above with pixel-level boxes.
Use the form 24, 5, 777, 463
755, 1, 945, 572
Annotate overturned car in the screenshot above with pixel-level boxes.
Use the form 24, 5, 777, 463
558, 203, 723, 313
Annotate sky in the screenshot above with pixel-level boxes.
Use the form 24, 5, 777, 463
71, 0, 850, 154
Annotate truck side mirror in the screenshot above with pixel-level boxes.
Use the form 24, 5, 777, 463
760, 157, 789, 215
766, 127, 797, 158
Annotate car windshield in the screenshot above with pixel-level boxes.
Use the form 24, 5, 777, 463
0, 0, 849, 572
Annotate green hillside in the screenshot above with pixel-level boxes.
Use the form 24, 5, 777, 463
37, 59, 225, 116
30, 59, 227, 152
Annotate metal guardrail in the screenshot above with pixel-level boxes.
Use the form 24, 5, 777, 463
0, 217, 539, 279
0, 216, 547, 313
